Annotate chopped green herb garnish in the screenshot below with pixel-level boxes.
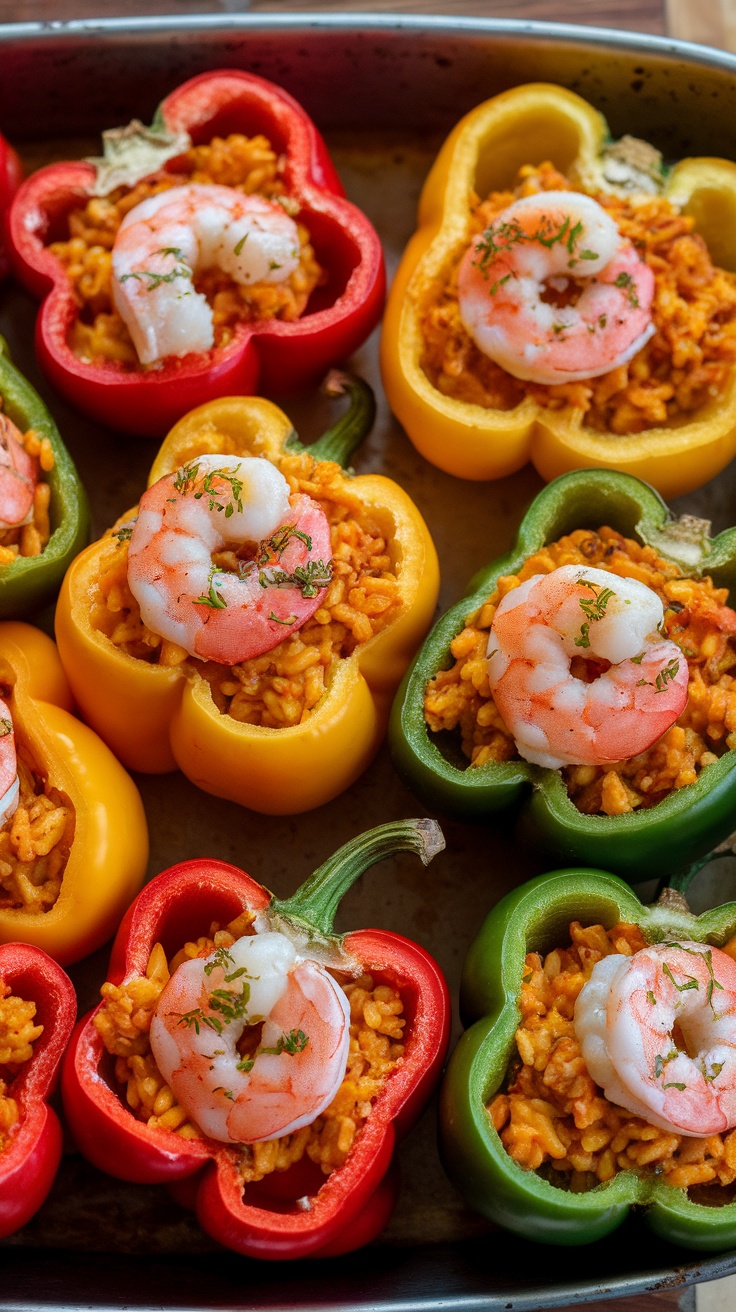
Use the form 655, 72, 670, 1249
194, 566, 227, 610
120, 247, 192, 292
662, 961, 698, 993
260, 1029, 309, 1057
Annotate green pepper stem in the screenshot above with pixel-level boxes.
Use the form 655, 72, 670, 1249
285, 370, 376, 469
271, 819, 444, 939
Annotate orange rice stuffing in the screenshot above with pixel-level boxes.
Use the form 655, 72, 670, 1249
490, 921, 736, 1193
95, 912, 405, 1184
0, 977, 43, 1153
0, 412, 55, 565
0, 742, 74, 915
420, 162, 736, 434
424, 525, 736, 817
90, 445, 403, 729
48, 133, 325, 368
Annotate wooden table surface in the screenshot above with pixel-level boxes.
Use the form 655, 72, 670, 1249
0, 2, 733, 1311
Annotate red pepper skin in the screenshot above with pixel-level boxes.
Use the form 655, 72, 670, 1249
7, 71, 386, 437
0, 942, 76, 1238
61, 858, 450, 1260
0, 134, 21, 282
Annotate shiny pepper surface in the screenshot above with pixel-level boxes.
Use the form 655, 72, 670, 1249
381, 83, 736, 496
0, 621, 148, 965
0, 941, 76, 1238
391, 468, 736, 880
0, 340, 89, 618
441, 867, 736, 1249
0, 134, 21, 281
54, 379, 439, 813
7, 70, 385, 437
62, 820, 450, 1260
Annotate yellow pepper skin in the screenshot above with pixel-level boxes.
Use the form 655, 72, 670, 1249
381, 83, 736, 496
55, 394, 439, 814
0, 622, 149, 966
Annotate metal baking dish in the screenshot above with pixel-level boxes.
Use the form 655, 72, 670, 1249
2, 13, 736, 1309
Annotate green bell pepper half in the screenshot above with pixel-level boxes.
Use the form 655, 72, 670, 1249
389, 468, 736, 880
440, 866, 736, 1250
0, 340, 89, 616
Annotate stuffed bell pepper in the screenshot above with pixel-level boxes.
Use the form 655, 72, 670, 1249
0, 339, 89, 617
392, 468, 736, 879
381, 82, 736, 496
62, 819, 450, 1260
0, 134, 21, 282
55, 374, 439, 813
8, 70, 385, 436
0, 941, 76, 1238
441, 866, 736, 1249
0, 621, 148, 965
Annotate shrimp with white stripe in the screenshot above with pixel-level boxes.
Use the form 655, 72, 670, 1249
126, 454, 332, 666
149, 930, 351, 1144
0, 700, 18, 827
575, 941, 736, 1136
458, 191, 655, 385
0, 414, 38, 531
112, 183, 302, 365
486, 564, 688, 768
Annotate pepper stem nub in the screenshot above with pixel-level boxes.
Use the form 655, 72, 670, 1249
285, 370, 376, 469
271, 819, 444, 940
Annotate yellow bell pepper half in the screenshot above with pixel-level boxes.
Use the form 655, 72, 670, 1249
0, 622, 149, 965
55, 396, 439, 815
380, 83, 736, 496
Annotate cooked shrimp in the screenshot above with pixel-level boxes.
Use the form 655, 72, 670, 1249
0, 699, 18, 828
457, 191, 655, 385
575, 941, 736, 1136
486, 564, 688, 768
112, 184, 301, 365
149, 930, 351, 1144
0, 414, 38, 531
126, 454, 332, 665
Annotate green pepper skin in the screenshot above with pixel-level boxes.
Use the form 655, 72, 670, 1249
0, 342, 89, 616
441, 868, 736, 1249
390, 469, 736, 879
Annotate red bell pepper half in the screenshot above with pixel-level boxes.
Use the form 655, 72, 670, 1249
0, 134, 21, 282
61, 820, 450, 1260
0, 942, 76, 1238
7, 70, 386, 436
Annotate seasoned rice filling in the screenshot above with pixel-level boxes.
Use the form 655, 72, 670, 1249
0, 977, 43, 1152
424, 525, 736, 817
95, 913, 405, 1184
420, 162, 736, 434
490, 921, 736, 1193
92, 446, 403, 729
0, 411, 54, 565
49, 133, 325, 368
0, 747, 74, 915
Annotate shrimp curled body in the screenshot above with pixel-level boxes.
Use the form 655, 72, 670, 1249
126, 454, 333, 666
0, 699, 18, 827
0, 414, 38, 530
149, 930, 351, 1144
457, 191, 655, 385
575, 942, 736, 1137
486, 565, 688, 768
112, 184, 301, 365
